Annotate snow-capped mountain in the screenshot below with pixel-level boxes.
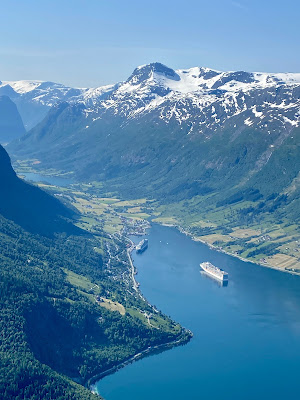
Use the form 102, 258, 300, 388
0, 80, 79, 129
5, 62, 300, 266
6, 62, 300, 209
2, 62, 300, 132
84, 63, 300, 136
0, 79, 113, 130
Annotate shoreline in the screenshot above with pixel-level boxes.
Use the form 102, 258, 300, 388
125, 238, 159, 311
160, 223, 300, 277
87, 233, 193, 395
19, 168, 300, 277
87, 330, 192, 394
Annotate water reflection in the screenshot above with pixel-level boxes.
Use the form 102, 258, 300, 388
21, 172, 73, 187
200, 270, 229, 287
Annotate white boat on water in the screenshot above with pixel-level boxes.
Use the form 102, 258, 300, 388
136, 239, 148, 254
200, 262, 228, 282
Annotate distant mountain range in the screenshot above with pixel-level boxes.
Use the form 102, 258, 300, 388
1, 63, 300, 399
0, 78, 114, 130
2, 62, 299, 132
3, 63, 300, 225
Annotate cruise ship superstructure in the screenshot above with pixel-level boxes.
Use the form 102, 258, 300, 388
200, 262, 228, 282
136, 239, 148, 254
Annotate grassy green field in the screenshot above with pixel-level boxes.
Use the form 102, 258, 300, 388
21, 168, 300, 276
149, 197, 300, 275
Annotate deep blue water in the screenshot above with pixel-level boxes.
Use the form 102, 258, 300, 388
21, 172, 73, 187
96, 224, 300, 400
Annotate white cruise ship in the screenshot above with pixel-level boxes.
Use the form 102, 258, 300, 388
200, 262, 228, 282
136, 239, 148, 254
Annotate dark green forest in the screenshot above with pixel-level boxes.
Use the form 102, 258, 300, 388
0, 145, 189, 399
0, 212, 188, 399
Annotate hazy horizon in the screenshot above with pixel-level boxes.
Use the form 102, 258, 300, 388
1, 60, 300, 89
1, 0, 299, 87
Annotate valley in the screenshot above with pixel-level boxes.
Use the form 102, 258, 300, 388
6, 62, 300, 279
0, 145, 191, 400
5, 163, 300, 400
1, 60, 300, 399
17, 164, 300, 276
2, 0, 300, 398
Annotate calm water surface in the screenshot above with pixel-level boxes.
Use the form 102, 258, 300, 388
96, 224, 300, 400
21, 172, 73, 187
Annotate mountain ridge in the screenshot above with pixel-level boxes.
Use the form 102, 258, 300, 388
8, 62, 300, 179
4, 61, 300, 275
2, 62, 300, 130
6, 62, 300, 229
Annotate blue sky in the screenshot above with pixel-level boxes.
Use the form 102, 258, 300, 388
0, 0, 299, 87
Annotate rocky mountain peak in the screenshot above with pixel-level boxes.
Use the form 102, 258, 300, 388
127, 62, 180, 85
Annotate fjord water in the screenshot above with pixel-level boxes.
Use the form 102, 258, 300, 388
97, 224, 300, 400
22, 172, 73, 187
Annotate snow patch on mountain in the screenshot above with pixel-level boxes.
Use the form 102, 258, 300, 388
0, 80, 43, 94
1, 63, 300, 134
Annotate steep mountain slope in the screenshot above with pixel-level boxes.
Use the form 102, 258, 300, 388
0, 79, 114, 130
0, 144, 76, 235
3, 62, 299, 132
0, 96, 25, 143
0, 145, 97, 399
7, 63, 300, 274
8, 63, 300, 204
0, 143, 189, 399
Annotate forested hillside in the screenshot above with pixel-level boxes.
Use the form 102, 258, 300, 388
0, 145, 77, 235
8, 63, 300, 226
7, 64, 300, 273
0, 145, 189, 399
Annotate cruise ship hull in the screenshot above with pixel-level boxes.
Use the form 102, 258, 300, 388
136, 239, 148, 254
200, 262, 228, 282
